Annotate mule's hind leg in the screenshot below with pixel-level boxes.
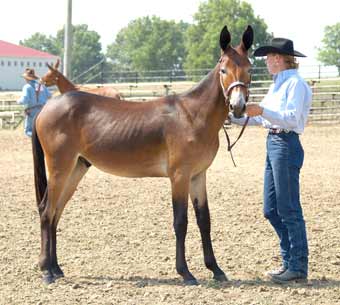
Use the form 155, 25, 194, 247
38, 191, 54, 283
39, 174, 69, 284
190, 171, 227, 282
50, 157, 90, 279
170, 170, 198, 285
39, 154, 79, 283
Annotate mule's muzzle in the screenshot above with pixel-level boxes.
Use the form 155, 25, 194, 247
231, 103, 246, 118
223, 81, 249, 118
229, 103, 246, 112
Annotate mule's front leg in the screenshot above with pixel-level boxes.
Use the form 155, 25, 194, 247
171, 173, 198, 285
190, 172, 227, 282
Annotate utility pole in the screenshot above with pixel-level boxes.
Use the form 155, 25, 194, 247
63, 0, 72, 77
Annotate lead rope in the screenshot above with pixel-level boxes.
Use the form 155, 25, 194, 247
35, 82, 41, 104
223, 115, 249, 167
220, 78, 251, 167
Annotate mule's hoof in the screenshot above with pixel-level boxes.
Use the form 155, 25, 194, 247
52, 267, 64, 279
213, 273, 228, 282
42, 272, 55, 285
184, 278, 199, 286
53, 271, 64, 279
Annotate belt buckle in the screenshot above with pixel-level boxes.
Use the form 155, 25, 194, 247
269, 128, 280, 134
269, 128, 288, 134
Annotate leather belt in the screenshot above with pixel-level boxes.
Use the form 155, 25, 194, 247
269, 128, 290, 134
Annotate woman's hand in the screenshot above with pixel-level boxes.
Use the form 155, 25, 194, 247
246, 103, 263, 117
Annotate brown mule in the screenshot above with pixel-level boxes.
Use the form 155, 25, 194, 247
41, 59, 122, 99
32, 25, 253, 285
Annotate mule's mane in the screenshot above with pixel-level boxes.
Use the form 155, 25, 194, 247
183, 65, 221, 100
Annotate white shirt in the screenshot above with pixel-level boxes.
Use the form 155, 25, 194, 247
231, 69, 312, 134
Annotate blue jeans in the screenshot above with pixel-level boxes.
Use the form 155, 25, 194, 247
263, 132, 308, 276
24, 107, 42, 137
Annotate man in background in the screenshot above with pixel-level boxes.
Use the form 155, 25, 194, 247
17, 68, 51, 137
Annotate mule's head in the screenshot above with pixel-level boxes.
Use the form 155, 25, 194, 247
218, 25, 253, 118
41, 59, 60, 87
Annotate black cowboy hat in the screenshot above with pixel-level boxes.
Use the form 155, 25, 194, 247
254, 38, 306, 57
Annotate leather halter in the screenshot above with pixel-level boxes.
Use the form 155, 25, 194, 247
222, 81, 250, 105
220, 78, 250, 167
41, 73, 59, 86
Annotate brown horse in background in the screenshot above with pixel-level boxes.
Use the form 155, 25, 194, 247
32, 25, 253, 285
41, 59, 121, 99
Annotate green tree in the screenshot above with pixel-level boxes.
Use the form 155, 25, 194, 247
20, 33, 60, 55
184, 0, 272, 73
317, 23, 340, 75
57, 24, 105, 82
106, 16, 189, 73
21, 25, 105, 83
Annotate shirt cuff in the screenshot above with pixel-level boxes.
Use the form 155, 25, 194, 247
261, 107, 277, 122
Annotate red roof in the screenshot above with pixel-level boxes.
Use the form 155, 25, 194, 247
0, 40, 58, 58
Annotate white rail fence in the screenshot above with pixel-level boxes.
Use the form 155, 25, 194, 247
1, 77, 339, 129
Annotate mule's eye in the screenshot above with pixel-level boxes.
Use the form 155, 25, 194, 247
220, 68, 227, 75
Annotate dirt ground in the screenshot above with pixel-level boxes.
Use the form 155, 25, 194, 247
0, 124, 340, 305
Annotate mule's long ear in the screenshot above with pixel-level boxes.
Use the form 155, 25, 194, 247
241, 25, 254, 51
54, 59, 60, 70
46, 62, 54, 71
220, 25, 231, 52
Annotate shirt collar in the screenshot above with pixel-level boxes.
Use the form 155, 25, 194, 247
28, 80, 37, 86
273, 69, 298, 91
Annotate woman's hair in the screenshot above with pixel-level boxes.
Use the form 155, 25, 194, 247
282, 54, 299, 69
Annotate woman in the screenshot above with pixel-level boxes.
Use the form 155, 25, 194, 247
17, 68, 51, 137
231, 38, 312, 283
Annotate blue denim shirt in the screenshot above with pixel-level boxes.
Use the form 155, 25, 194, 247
231, 69, 312, 134
17, 80, 51, 109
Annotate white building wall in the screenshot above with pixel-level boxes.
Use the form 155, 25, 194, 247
0, 56, 58, 90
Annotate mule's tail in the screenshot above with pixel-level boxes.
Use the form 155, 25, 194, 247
32, 118, 47, 208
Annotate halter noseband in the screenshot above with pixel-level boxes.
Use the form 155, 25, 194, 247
222, 81, 250, 105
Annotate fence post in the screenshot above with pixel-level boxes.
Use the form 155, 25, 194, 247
318, 65, 321, 81
164, 84, 171, 95
101, 61, 104, 84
